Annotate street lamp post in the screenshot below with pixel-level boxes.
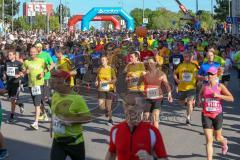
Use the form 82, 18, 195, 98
12, 0, 14, 32
142, 0, 145, 25
196, 0, 198, 13
2, 0, 4, 33
229, 0, 232, 34
59, 0, 63, 32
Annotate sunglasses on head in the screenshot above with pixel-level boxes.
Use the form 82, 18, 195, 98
207, 72, 216, 76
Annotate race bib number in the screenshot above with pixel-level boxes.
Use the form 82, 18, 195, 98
6, 67, 16, 76
173, 58, 180, 65
205, 99, 221, 112
182, 72, 193, 82
99, 82, 110, 91
80, 67, 86, 74
146, 87, 160, 99
52, 117, 66, 134
129, 77, 139, 87
31, 86, 41, 96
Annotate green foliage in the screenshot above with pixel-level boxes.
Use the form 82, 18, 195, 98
198, 11, 214, 30
14, 16, 31, 31
214, 0, 229, 22
14, 15, 60, 31
130, 7, 215, 31
0, 0, 20, 21
55, 4, 71, 17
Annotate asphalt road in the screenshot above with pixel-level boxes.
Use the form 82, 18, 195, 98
1, 68, 240, 160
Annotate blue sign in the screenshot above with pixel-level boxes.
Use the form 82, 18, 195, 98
81, 7, 135, 31
226, 16, 240, 24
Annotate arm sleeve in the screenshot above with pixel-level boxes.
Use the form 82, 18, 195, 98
151, 127, 168, 158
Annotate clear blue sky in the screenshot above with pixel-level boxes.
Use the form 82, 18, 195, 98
18, 0, 216, 29
19, 0, 216, 15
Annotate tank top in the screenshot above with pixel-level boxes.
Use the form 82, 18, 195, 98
202, 84, 222, 119
143, 71, 164, 100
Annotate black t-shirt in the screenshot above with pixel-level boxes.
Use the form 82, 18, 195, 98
4, 60, 22, 84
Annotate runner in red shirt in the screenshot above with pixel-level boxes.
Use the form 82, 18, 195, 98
140, 43, 155, 62
105, 94, 168, 160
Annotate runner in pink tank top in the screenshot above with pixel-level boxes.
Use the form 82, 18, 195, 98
202, 83, 222, 119
199, 66, 234, 160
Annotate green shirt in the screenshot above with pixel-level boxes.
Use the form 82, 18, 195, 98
23, 58, 45, 87
202, 41, 209, 47
203, 55, 226, 67
152, 40, 159, 49
182, 38, 190, 45
51, 92, 90, 144
234, 51, 240, 69
37, 51, 53, 80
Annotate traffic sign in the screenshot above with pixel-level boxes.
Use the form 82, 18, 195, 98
226, 16, 240, 24
143, 18, 148, 24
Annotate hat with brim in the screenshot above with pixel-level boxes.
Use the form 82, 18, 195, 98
207, 66, 218, 75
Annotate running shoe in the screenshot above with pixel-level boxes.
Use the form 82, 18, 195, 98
30, 122, 39, 130
108, 119, 114, 126
19, 103, 24, 114
186, 118, 191, 126
0, 149, 9, 160
7, 117, 16, 124
222, 138, 228, 155
38, 115, 49, 122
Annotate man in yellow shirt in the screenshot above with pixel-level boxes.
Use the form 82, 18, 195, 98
156, 41, 171, 75
174, 51, 198, 126
55, 48, 76, 88
95, 56, 116, 125
124, 52, 146, 94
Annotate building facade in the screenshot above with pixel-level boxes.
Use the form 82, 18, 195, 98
232, 0, 240, 36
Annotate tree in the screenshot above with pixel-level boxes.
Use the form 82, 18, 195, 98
14, 16, 31, 31
214, 0, 230, 22
14, 15, 60, 31
198, 11, 215, 30
0, 0, 20, 21
55, 4, 71, 17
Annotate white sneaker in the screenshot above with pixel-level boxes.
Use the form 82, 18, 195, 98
30, 122, 39, 130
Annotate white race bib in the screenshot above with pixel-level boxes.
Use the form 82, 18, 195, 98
6, 67, 16, 76
182, 72, 193, 82
146, 87, 160, 99
80, 67, 86, 74
52, 117, 66, 134
99, 82, 110, 91
205, 99, 221, 112
31, 86, 41, 96
173, 58, 180, 65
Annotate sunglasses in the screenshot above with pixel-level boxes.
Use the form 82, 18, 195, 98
207, 72, 216, 76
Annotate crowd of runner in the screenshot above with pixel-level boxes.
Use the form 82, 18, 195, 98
0, 29, 239, 160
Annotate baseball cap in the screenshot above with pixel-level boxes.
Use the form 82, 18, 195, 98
35, 43, 43, 48
207, 66, 218, 75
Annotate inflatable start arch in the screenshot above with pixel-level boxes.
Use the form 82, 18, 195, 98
68, 15, 121, 30
81, 7, 135, 31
